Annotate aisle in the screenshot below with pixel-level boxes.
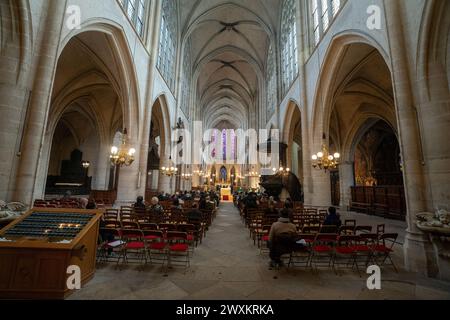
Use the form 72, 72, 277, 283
70, 203, 450, 300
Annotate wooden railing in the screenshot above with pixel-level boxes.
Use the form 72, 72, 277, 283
349, 186, 406, 220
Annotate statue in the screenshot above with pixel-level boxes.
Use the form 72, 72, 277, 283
176, 117, 184, 129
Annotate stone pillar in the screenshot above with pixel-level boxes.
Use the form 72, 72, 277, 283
137, 0, 162, 199
0, 0, 33, 201
384, 0, 433, 275
115, 161, 140, 206
12, 0, 67, 205
416, 1, 450, 213
94, 143, 112, 190
339, 161, 354, 210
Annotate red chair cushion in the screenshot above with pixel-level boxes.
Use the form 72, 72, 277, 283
373, 245, 392, 253
313, 245, 332, 252
353, 245, 371, 252
126, 241, 145, 249
335, 246, 355, 254
262, 235, 269, 241
150, 242, 166, 250
170, 244, 189, 252
144, 235, 161, 240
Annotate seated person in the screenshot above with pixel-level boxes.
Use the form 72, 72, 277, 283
79, 198, 89, 209
134, 196, 146, 209
268, 208, 298, 268
171, 198, 183, 211
86, 198, 97, 209
323, 206, 342, 227
187, 202, 203, 222
205, 196, 215, 210
264, 201, 279, 217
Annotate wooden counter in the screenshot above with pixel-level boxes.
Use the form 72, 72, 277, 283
0, 208, 103, 299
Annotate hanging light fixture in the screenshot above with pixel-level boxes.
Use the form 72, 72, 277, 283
272, 166, 290, 177
311, 144, 340, 172
110, 129, 136, 167
160, 156, 178, 177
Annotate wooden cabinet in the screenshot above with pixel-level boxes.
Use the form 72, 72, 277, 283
0, 208, 102, 299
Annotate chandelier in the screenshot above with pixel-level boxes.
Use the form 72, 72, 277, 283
311, 144, 340, 171
272, 166, 290, 177
181, 173, 193, 180
110, 129, 136, 167
246, 171, 260, 178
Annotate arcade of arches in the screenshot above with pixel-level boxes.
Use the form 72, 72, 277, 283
0, 0, 450, 299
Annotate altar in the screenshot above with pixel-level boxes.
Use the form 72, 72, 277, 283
220, 186, 233, 202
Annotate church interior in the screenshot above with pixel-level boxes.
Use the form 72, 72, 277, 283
0, 0, 450, 300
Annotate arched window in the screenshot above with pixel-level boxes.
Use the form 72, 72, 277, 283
180, 40, 192, 118
222, 129, 227, 161
266, 44, 277, 120
280, 0, 298, 95
311, 0, 342, 46
157, 0, 177, 92
211, 129, 218, 159
118, 0, 147, 37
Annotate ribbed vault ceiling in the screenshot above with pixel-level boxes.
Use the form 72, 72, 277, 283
180, 0, 281, 130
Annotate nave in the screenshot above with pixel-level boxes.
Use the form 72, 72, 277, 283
70, 203, 450, 300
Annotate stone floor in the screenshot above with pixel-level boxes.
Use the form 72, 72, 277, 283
69, 203, 450, 300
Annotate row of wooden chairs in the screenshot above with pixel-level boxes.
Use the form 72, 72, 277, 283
103, 207, 215, 231
101, 221, 204, 246
285, 232, 399, 275
256, 223, 386, 251
97, 228, 191, 272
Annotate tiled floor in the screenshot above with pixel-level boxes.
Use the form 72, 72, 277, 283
69, 203, 450, 300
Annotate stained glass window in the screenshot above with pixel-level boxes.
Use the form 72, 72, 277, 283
311, 0, 343, 47
157, 0, 177, 92
281, 0, 298, 95
118, 0, 147, 37
266, 44, 277, 119
181, 40, 192, 118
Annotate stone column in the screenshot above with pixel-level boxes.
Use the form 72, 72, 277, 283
297, 0, 314, 205
0, 0, 33, 201
94, 143, 111, 190
416, 1, 450, 214
115, 132, 142, 205
384, 0, 433, 276
137, 0, 162, 200
339, 161, 354, 210
12, 0, 67, 205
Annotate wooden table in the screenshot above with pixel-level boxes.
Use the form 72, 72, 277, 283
0, 208, 102, 299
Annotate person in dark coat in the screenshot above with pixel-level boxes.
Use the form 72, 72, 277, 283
323, 206, 342, 227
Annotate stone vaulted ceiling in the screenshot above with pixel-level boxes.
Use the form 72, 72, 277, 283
180, 0, 281, 130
